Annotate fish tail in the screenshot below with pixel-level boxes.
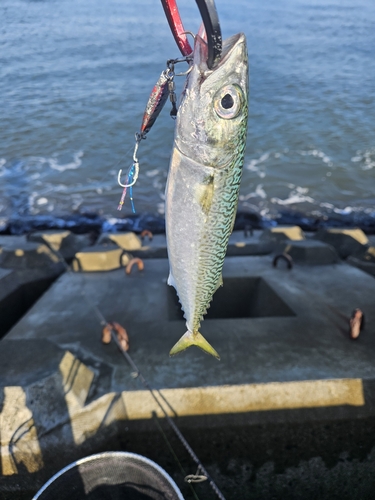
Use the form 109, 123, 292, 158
169, 331, 220, 360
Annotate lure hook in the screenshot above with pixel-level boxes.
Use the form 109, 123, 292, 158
117, 137, 141, 188
117, 163, 139, 189
117, 135, 142, 212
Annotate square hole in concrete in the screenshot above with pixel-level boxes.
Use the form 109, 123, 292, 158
167, 277, 296, 320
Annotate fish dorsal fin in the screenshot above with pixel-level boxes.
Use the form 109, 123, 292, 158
167, 270, 177, 289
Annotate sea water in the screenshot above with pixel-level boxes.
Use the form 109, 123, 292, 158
1, 0, 375, 228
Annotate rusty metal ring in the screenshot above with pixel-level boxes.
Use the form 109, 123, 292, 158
273, 253, 293, 270
349, 308, 364, 340
184, 474, 207, 483
140, 230, 153, 241
125, 257, 144, 275
102, 321, 129, 352
244, 224, 253, 238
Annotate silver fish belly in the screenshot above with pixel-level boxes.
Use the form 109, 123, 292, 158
165, 32, 249, 359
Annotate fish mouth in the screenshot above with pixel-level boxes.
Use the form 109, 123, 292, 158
217, 33, 246, 67
194, 32, 246, 74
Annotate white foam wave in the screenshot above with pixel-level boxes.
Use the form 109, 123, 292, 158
271, 186, 314, 206
333, 207, 353, 215
245, 152, 270, 178
351, 147, 375, 170
152, 178, 163, 190
298, 148, 332, 166
48, 151, 84, 172
157, 202, 165, 215
36, 197, 48, 206
239, 184, 267, 201
146, 169, 160, 177
0, 159, 6, 177
271, 194, 315, 206
240, 201, 260, 212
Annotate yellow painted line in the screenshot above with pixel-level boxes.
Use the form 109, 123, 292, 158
0, 387, 44, 475
121, 379, 364, 420
328, 228, 368, 245
270, 226, 305, 240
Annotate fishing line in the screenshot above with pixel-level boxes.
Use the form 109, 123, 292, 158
42, 245, 227, 500
152, 412, 201, 500
108, 324, 227, 500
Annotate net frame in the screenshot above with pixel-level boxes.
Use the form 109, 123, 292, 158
32, 451, 185, 500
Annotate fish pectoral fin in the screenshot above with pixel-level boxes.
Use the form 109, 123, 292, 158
169, 331, 220, 360
196, 174, 214, 215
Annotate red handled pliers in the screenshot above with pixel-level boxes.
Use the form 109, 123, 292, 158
160, 0, 222, 69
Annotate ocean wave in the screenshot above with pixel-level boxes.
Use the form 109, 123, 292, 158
239, 184, 267, 201
245, 152, 270, 178
271, 186, 314, 206
351, 147, 375, 170
0, 159, 6, 178
48, 151, 84, 172
145, 169, 160, 177
271, 194, 315, 206
298, 148, 333, 167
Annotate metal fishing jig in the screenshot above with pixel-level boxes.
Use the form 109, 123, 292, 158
117, 0, 223, 211
117, 58, 190, 212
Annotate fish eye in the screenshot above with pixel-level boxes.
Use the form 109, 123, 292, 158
214, 85, 242, 119
221, 93, 234, 109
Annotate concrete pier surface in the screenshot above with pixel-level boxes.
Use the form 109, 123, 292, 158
1, 229, 375, 499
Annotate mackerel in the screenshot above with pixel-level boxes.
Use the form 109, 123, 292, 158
165, 32, 249, 359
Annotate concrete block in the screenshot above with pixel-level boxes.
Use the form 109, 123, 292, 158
96, 230, 273, 260
0, 235, 27, 248
314, 228, 369, 259
0, 269, 21, 337
0, 242, 62, 270
96, 232, 142, 251
260, 225, 305, 243
227, 230, 273, 256
96, 232, 168, 259
281, 240, 340, 265
4, 257, 375, 498
28, 230, 91, 261
133, 233, 168, 258
0, 242, 65, 338
72, 245, 130, 272
347, 246, 375, 277
0, 340, 122, 482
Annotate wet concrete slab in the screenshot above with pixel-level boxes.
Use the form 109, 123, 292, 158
6, 256, 375, 387
2, 255, 375, 499
0, 241, 65, 339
